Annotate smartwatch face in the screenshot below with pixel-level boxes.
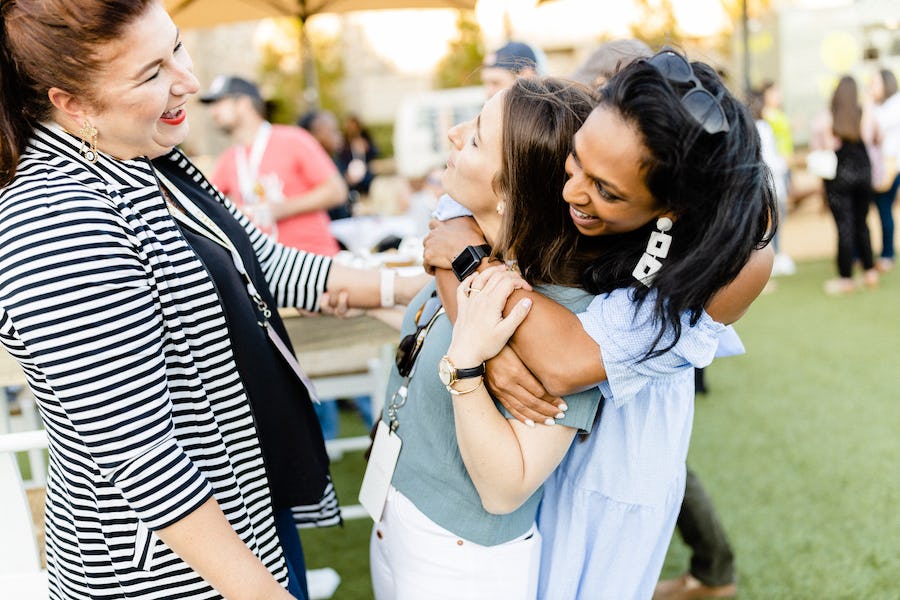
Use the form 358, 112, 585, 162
452, 248, 479, 281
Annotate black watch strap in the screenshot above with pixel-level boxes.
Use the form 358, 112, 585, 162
455, 363, 485, 380
452, 244, 491, 281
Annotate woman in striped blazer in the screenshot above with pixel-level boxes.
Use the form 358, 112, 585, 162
0, 2, 425, 598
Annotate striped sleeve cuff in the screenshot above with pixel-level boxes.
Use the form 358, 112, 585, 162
111, 436, 214, 530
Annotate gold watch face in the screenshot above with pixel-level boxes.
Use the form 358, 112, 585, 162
438, 356, 454, 386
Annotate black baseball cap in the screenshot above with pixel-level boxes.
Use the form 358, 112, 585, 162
199, 75, 262, 104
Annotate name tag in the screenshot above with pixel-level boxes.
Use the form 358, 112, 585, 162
359, 420, 402, 522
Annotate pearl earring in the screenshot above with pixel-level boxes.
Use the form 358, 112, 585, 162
496, 201, 505, 216
632, 216, 673, 286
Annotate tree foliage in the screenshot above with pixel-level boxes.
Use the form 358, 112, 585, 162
256, 17, 345, 125
433, 11, 485, 89
629, 0, 681, 49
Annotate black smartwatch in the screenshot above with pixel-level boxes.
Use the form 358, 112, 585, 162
451, 244, 491, 282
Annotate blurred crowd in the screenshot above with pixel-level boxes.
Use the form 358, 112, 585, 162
196, 40, 897, 302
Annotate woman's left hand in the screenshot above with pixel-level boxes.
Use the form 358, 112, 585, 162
447, 266, 532, 367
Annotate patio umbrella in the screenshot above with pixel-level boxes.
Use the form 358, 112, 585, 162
164, 0, 477, 107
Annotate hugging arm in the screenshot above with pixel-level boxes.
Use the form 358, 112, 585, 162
446, 268, 581, 514
503, 245, 774, 396
427, 218, 604, 405
427, 218, 774, 406
705, 244, 774, 324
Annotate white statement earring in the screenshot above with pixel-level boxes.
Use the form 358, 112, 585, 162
632, 216, 674, 286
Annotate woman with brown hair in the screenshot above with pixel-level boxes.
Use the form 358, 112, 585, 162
822, 75, 879, 294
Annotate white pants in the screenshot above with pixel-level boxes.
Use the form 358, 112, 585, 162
370, 486, 541, 600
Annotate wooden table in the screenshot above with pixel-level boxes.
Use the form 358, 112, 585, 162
283, 311, 401, 416
284, 311, 400, 379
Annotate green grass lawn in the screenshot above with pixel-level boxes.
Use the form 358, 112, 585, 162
301, 258, 900, 599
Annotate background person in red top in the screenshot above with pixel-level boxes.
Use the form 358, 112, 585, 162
202, 75, 346, 256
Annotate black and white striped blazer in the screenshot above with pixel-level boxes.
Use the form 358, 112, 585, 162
0, 122, 332, 599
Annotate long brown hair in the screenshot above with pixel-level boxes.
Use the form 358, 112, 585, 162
831, 75, 862, 142
0, 0, 155, 186
493, 77, 599, 285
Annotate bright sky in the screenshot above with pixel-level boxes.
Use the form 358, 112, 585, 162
288, 0, 855, 75
309, 0, 733, 74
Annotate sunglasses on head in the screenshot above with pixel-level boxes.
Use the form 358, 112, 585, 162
646, 50, 730, 135
395, 293, 443, 378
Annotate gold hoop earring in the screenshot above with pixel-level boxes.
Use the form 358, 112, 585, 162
78, 120, 98, 163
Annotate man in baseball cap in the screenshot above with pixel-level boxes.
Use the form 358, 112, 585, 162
481, 40, 542, 99
200, 75, 263, 106
201, 74, 347, 256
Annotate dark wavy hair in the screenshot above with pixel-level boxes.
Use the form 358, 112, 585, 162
0, 0, 155, 186
493, 77, 599, 285
579, 52, 777, 358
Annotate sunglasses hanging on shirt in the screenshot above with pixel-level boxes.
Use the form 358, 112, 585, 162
387, 291, 444, 432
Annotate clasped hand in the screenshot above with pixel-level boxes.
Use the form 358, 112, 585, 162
447, 266, 533, 368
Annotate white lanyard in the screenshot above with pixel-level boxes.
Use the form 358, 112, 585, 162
155, 169, 320, 403
235, 121, 272, 204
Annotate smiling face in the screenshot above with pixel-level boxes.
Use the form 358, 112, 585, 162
83, 2, 199, 159
442, 90, 505, 240
563, 105, 671, 236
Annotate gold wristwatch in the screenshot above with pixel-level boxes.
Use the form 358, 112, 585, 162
438, 355, 485, 390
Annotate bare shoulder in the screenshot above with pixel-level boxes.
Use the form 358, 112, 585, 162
706, 246, 774, 325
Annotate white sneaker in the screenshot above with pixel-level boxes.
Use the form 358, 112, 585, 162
771, 253, 796, 277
